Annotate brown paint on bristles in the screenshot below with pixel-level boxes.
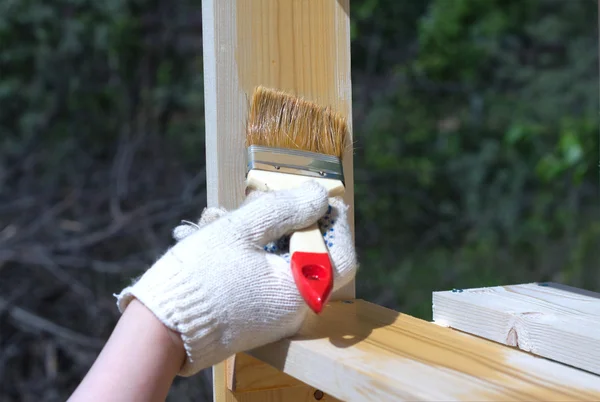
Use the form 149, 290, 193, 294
246, 86, 349, 159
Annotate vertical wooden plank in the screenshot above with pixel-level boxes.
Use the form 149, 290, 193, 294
202, 0, 245, 211
202, 0, 354, 231
202, 0, 354, 400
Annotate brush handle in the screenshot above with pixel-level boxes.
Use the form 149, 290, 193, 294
247, 170, 345, 197
246, 169, 339, 313
289, 222, 334, 314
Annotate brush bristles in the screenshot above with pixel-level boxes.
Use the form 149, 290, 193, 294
246, 86, 349, 159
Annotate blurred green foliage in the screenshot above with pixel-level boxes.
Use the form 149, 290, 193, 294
0, 0, 598, 322
351, 0, 599, 318
0, 0, 204, 167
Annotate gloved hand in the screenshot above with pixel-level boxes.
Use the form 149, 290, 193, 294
114, 181, 357, 376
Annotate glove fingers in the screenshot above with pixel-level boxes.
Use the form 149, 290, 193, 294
317, 197, 358, 293
242, 188, 267, 205
172, 206, 228, 242
172, 221, 201, 242
229, 181, 329, 246
259, 195, 358, 295
198, 206, 228, 226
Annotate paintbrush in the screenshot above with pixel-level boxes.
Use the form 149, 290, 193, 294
245, 86, 349, 314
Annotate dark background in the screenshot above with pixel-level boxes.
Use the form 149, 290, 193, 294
0, 0, 598, 400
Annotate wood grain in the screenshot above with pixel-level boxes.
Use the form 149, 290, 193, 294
202, 0, 354, 401
228, 353, 304, 392
432, 282, 600, 376
202, 0, 353, 229
249, 299, 600, 401
216, 354, 340, 401
235, 386, 342, 402
214, 383, 339, 402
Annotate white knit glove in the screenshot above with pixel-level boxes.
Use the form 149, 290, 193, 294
114, 181, 357, 376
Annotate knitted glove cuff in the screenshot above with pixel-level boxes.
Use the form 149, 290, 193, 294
114, 251, 223, 376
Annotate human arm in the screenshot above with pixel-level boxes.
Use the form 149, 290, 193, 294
68, 298, 185, 402
69, 181, 357, 399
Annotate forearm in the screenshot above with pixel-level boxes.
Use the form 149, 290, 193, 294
69, 299, 186, 402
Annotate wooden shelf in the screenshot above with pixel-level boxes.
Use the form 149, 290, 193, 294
245, 299, 600, 401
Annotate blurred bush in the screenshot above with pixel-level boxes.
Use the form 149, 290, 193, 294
351, 0, 599, 317
0, 0, 598, 400
0, 0, 211, 400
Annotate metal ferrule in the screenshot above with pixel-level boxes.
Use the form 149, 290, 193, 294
247, 145, 344, 183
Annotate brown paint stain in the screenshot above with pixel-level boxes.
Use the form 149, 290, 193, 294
228, 4, 354, 399
234, 0, 351, 117
233, 0, 355, 279
233, 353, 303, 393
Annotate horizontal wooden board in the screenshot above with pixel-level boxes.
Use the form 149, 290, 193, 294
249, 299, 600, 401
433, 282, 600, 376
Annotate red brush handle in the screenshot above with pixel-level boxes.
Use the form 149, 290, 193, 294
289, 223, 334, 314
290, 252, 333, 314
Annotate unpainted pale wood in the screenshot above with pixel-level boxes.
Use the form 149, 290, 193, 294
433, 282, 600, 376
212, 361, 229, 402
249, 299, 600, 401
202, 0, 354, 400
